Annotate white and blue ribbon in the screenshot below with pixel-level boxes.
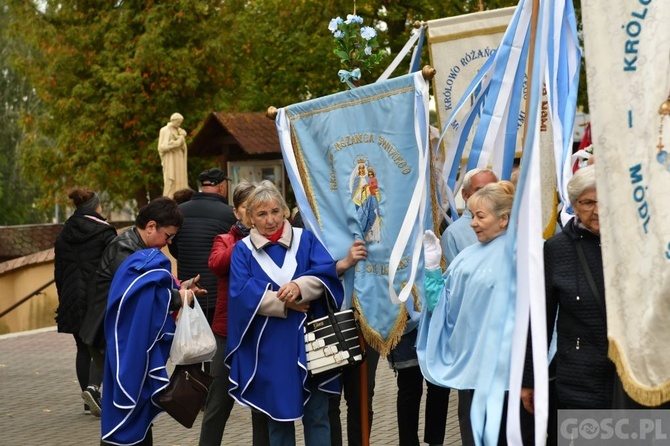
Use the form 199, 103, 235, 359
338, 68, 361, 89
377, 25, 426, 82
428, 0, 581, 443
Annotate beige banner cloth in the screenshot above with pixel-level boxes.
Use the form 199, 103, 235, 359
582, 0, 670, 405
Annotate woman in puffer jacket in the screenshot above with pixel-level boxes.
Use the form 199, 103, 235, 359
54, 188, 117, 416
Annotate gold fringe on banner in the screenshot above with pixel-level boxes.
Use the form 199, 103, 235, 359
542, 190, 559, 240
609, 338, 670, 407
351, 284, 420, 357
428, 144, 448, 271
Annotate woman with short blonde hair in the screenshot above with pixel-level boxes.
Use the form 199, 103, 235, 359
419, 181, 517, 444
226, 180, 344, 445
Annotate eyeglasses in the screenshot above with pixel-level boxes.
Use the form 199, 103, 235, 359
577, 200, 598, 211
159, 227, 177, 241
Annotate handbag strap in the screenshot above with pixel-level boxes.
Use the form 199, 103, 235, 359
323, 289, 357, 366
575, 238, 606, 320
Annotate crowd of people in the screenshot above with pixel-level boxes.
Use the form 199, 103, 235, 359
53, 159, 661, 446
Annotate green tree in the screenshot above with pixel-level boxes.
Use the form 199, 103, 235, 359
216, 0, 349, 111
7, 0, 570, 217
8, 0, 231, 211
0, 4, 49, 225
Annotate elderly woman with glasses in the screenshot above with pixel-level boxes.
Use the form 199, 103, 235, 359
522, 165, 614, 417
225, 181, 344, 446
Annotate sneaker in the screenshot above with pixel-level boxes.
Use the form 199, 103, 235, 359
84, 404, 91, 415
81, 385, 102, 417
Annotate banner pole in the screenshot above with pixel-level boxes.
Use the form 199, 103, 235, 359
357, 324, 369, 446
360, 359, 370, 446
522, 0, 541, 149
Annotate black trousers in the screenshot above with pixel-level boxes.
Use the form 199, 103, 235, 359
396, 365, 451, 446
328, 340, 380, 446
73, 333, 101, 391
459, 390, 536, 446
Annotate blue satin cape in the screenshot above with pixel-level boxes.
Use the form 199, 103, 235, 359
417, 232, 515, 445
225, 228, 344, 421
101, 249, 176, 445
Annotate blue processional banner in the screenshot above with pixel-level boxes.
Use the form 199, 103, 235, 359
276, 72, 433, 354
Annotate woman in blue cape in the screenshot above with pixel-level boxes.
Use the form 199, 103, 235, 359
101, 247, 202, 446
226, 181, 344, 446
418, 182, 516, 446
99, 197, 205, 446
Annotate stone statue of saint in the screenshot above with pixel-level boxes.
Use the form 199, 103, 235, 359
158, 113, 189, 198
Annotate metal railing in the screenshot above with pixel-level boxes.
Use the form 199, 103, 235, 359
0, 278, 56, 319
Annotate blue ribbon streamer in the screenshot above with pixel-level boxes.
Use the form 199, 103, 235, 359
338, 68, 361, 89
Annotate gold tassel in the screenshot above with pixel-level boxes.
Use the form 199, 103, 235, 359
609, 338, 670, 406
542, 190, 559, 240
352, 294, 408, 357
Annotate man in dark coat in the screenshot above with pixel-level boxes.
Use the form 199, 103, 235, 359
169, 168, 236, 324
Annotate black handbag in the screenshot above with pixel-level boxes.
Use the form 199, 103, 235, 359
304, 292, 365, 376
157, 363, 214, 428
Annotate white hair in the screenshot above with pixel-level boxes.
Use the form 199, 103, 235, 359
462, 168, 497, 193
567, 165, 596, 204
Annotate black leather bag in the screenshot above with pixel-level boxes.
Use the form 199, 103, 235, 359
157, 364, 214, 428
304, 292, 365, 376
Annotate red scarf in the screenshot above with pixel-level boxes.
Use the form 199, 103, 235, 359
265, 221, 285, 243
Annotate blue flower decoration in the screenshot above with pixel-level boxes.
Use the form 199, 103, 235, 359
360, 26, 377, 41
328, 17, 343, 33
329, 13, 385, 87
345, 14, 364, 25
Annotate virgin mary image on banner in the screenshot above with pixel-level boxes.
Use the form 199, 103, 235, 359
277, 72, 433, 353
350, 158, 382, 243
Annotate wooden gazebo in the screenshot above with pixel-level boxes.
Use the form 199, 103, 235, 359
189, 112, 282, 166
189, 112, 286, 200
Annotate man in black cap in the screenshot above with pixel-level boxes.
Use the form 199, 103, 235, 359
169, 168, 236, 327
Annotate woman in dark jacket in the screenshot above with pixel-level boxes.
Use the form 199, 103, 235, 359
522, 165, 614, 415
79, 197, 188, 358
54, 188, 117, 415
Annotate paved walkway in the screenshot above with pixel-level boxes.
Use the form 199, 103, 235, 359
0, 327, 462, 445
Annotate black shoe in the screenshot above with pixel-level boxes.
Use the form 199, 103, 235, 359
84, 404, 91, 415
82, 385, 102, 417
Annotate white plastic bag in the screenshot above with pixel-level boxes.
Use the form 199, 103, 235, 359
169, 295, 217, 365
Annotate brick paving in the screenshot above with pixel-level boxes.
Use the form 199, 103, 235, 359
0, 327, 462, 445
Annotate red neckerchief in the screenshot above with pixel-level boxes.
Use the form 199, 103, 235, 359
264, 221, 285, 243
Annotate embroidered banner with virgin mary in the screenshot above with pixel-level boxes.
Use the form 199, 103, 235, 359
276, 72, 433, 354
